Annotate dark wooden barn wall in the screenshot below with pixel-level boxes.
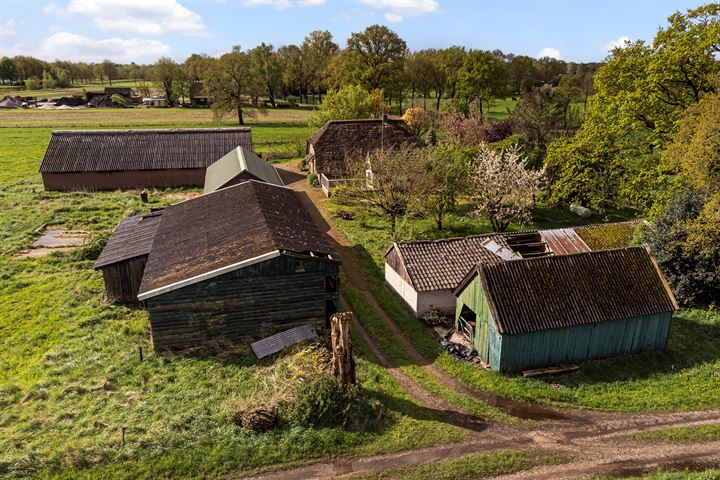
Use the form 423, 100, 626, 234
147, 255, 340, 351
42, 168, 206, 191
100, 255, 148, 304
220, 171, 262, 190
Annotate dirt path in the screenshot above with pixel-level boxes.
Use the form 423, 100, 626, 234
265, 164, 720, 479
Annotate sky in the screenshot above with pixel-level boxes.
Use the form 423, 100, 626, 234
0, 0, 709, 64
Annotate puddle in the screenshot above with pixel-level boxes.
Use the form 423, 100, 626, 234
15, 227, 87, 258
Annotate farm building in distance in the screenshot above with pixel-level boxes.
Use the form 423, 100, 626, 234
384, 221, 642, 317
203, 146, 283, 193
453, 247, 678, 372
94, 210, 163, 304
39, 128, 252, 191
306, 118, 424, 194
137, 180, 340, 351
190, 82, 210, 106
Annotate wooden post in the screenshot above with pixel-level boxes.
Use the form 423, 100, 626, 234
138, 346, 143, 362
330, 312, 356, 388
121, 426, 126, 446
140, 190, 148, 203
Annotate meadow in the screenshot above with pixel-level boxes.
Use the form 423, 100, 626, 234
0, 107, 468, 479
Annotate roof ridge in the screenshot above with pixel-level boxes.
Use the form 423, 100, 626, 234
479, 246, 645, 270
51, 127, 252, 135
397, 233, 499, 246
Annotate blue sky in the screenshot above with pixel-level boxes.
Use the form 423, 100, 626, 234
0, 0, 708, 64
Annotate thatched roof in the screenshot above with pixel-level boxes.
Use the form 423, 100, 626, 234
307, 119, 424, 178
462, 247, 678, 335
138, 181, 335, 300
39, 128, 253, 173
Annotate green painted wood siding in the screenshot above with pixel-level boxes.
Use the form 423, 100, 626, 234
498, 312, 672, 372
456, 274, 673, 373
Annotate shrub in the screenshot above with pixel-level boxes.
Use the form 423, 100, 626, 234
286, 96, 299, 107
24, 77, 41, 91
111, 94, 131, 107
74, 232, 109, 261
307, 172, 318, 187
479, 120, 514, 143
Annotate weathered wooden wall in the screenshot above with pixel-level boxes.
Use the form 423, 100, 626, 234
147, 255, 340, 351
42, 168, 206, 191
100, 255, 148, 304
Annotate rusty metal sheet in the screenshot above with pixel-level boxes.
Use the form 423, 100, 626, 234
539, 228, 590, 255
251, 324, 318, 358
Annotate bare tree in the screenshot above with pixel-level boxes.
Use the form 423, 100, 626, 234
339, 145, 429, 237
470, 145, 544, 232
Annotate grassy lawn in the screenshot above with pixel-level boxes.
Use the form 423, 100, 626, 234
346, 450, 564, 480
325, 199, 720, 413
593, 470, 720, 479
635, 424, 720, 443
0, 108, 471, 479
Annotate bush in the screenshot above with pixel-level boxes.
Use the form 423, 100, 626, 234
286, 96, 299, 107
24, 77, 41, 90
111, 94, 131, 107
479, 120, 514, 143
74, 232, 109, 261
307, 172, 318, 187
278, 376, 385, 430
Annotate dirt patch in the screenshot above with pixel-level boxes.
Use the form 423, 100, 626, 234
15, 227, 87, 258
165, 191, 202, 201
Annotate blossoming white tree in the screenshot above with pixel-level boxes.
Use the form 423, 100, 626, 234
470, 145, 544, 232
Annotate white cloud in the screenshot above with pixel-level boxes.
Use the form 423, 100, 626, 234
36, 32, 170, 63
0, 19, 16, 39
359, 0, 440, 22
241, 0, 325, 8
63, 0, 207, 36
42, 3, 63, 15
538, 47, 561, 60
604, 36, 630, 52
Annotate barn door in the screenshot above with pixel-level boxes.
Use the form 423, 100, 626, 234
476, 316, 489, 362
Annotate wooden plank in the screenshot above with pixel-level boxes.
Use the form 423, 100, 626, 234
522, 364, 579, 378
251, 324, 318, 358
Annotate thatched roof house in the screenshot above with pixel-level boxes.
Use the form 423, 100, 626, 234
203, 147, 283, 193
40, 128, 252, 191
306, 118, 424, 179
94, 210, 163, 304
137, 180, 340, 351
453, 247, 678, 371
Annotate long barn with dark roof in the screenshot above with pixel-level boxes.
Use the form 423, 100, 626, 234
137, 180, 340, 351
453, 247, 678, 372
39, 128, 252, 191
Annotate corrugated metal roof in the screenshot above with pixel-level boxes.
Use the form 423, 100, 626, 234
539, 228, 590, 255
477, 247, 678, 335
94, 210, 163, 269
138, 181, 335, 297
40, 128, 253, 173
251, 324, 318, 358
203, 147, 283, 193
387, 234, 508, 292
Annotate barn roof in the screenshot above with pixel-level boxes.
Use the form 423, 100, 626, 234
307, 118, 424, 176
39, 128, 253, 173
384, 234, 508, 292
138, 181, 335, 300
203, 147, 283, 193
467, 247, 678, 336
94, 210, 163, 269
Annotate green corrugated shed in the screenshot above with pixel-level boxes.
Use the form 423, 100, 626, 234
453, 247, 678, 372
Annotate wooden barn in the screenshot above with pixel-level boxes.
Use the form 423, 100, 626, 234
203, 146, 283, 193
190, 82, 210, 106
137, 180, 340, 351
94, 210, 163, 304
384, 221, 641, 318
306, 118, 424, 181
453, 247, 679, 372
39, 128, 252, 191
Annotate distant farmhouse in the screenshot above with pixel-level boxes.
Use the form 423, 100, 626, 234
203, 146, 283, 194
454, 247, 678, 372
190, 82, 210, 107
94, 210, 163, 304
306, 118, 424, 195
39, 128, 252, 191
136, 181, 340, 351
384, 221, 641, 318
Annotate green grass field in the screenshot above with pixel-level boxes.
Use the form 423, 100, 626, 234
325, 198, 720, 413
0, 108, 472, 479
0, 80, 152, 99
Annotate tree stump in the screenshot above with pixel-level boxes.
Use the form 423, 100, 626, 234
330, 312, 356, 388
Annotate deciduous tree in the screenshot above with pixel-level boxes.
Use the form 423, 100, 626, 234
205, 49, 262, 125
308, 85, 373, 128
151, 57, 181, 104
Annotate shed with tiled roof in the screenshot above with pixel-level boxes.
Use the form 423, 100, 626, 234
453, 247, 678, 372
138, 180, 340, 351
40, 128, 252, 191
94, 210, 163, 304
